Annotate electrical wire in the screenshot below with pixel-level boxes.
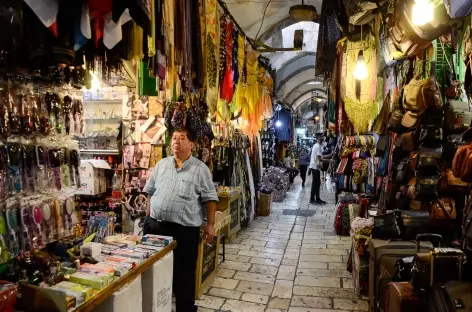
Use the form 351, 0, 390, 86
254, 0, 273, 43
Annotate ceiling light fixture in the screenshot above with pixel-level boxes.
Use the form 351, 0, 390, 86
354, 50, 368, 80
289, 0, 318, 21
412, 0, 434, 26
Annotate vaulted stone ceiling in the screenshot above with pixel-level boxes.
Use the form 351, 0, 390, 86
223, 0, 326, 117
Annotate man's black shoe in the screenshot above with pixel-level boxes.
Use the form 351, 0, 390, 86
316, 199, 327, 205
309, 200, 318, 205
302, 183, 305, 188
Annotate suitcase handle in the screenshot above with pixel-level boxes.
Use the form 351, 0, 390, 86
416, 233, 442, 252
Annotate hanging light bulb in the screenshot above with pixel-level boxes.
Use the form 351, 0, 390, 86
353, 50, 368, 81
275, 120, 282, 128
412, 0, 434, 26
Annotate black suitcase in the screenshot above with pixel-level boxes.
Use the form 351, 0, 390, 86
428, 281, 472, 311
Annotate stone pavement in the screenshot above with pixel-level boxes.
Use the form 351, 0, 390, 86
195, 177, 368, 312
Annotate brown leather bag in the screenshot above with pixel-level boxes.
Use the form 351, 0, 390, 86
452, 144, 472, 182
422, 77, 443, 109
403, 77, 427, 114
387, 282, 426, 312
440, 168, 468, 191
430, 198, 456, 220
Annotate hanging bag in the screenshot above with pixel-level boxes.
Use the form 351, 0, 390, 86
444, 0, 472, 18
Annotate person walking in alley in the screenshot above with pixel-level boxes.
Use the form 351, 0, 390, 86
309, 134, 333, 205
299, 147, 310, 187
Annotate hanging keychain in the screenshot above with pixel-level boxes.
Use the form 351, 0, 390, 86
63, 197, 73, 236
19, 86, 33, 135
53, 199, 64, 238
19, 198, 32, 252
52, 93, 63, 134
0, 85, 9, 139
69, 149, 80, 188
5, 198, 19, 257
7, 143, 22, 194
31, 199, 44, 249
63, 95, 72, 135
28, 88, 40, 134
39, 93, 51, 135
0, 144, 7, 200
23, 143, 36, 193
8, 86, 20, 135
48, 148, 62, 190
59, 148, 70, 188
41, 199, 54, 243
35, 144, 48, 192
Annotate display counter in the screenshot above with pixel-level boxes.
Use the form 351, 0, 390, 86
19, 241, 176, 312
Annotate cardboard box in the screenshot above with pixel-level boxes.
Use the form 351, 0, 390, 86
75, 178, 101, 195
258, 193, 272, 216
78, 159, 110, 179
99, 177, 107, 193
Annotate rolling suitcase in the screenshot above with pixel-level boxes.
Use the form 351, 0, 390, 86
412, 234, 465, 290
428, 281, 472, 311
387, 282, 426, 312
369, 238, 433, 312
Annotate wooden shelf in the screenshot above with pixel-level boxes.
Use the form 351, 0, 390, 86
80, 149, 119, 156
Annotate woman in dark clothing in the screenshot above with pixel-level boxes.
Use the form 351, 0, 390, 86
299, 148, 310, 187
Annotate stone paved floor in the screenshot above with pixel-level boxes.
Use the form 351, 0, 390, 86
195, 177, 368, 312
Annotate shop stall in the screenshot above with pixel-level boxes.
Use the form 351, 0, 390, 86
314, 0, 472, 309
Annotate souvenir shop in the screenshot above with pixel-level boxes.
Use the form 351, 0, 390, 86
317, 0, 472, 310
0, 1, 276, 311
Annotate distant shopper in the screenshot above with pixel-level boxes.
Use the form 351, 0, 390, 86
299, 148, 310, 187
309, 134, 333, 205
143, 128, 218, 312
283, 152, 299, 183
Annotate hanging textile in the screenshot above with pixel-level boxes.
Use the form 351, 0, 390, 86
164, 0, 176, 99
230, 35, 246, 114
221, 22, 234, 102
340, 34, 379, 133
205, 0, 219, 114
315, 0, 343, 81
244, 150, 255, 222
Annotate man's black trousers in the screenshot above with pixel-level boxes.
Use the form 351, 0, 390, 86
310, 169, 321, 201
144, 217, 200, 312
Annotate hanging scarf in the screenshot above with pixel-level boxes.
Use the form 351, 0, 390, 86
204, 0, 219, 114
221, 22, 234, 102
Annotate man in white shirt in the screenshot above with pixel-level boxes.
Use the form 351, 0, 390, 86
309, 134, 332, 204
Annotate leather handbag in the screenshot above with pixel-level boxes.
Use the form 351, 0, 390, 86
388, 109, 405, 133
376, 135, 387, 157
372, 210, 402, 239
403, 77, 427, 114
417, 145, 443, 170
421, 76, 443, 109
419, 126, 443, 143
430, 198, 456, 220
440, 168, 468, 191
452, 143, 472, 182
444, 100, 472, 133
401, 211, 430, 240
401, 132, 416, 152
395, 158, 411, 185
416, 175, 440, 197
407, 177, 417, 199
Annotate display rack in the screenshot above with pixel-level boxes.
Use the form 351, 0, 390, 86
19, 242, 176, 312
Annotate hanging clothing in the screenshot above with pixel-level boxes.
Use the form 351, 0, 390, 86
221, 22, 234, 102
204, 0, 219, 114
